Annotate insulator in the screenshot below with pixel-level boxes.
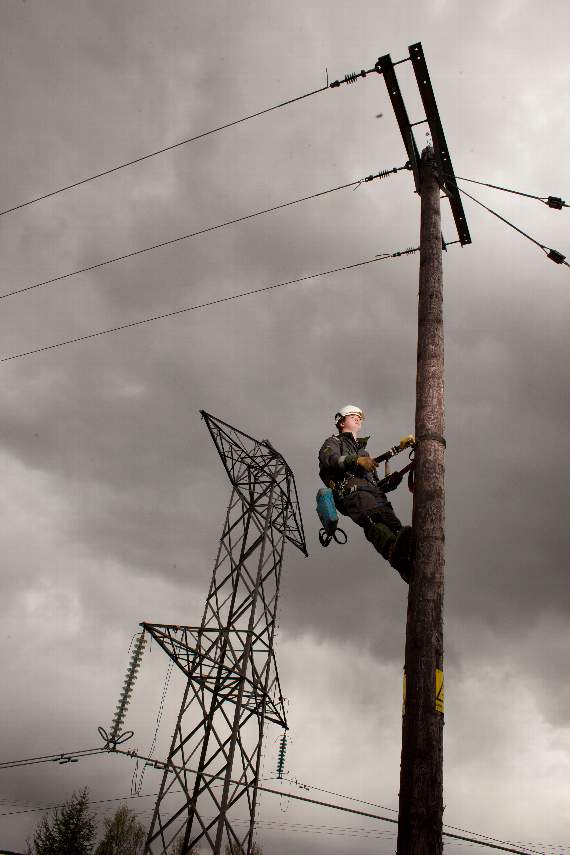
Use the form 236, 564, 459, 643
393, 246, 419, 258
276, 733, 288, 780
107, 631, 147, 741
344, 71, 358, 84
365, 166, 399, 183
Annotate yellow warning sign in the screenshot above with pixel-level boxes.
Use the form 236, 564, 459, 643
402, 669, 444, 714
435, 669, 444, 714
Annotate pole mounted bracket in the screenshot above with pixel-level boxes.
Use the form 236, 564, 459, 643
377, 54, 421, 194
408, 42, 471, 246
379, 42, 471, 246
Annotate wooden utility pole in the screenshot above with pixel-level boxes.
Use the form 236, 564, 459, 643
397, 145, 445, 855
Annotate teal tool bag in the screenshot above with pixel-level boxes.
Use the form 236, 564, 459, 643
316, 487, 347, 547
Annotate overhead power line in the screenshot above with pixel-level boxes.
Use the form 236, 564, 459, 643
283, 778, 557, 855
456, 185, 569, 268
1, 247, 419, 363
0, 745, 554, 855
0, 789, 161, 819
0, 87, 329, 219
0, 747, 106, 770
0, 59, 381, 219
452, 175, 567, 210
257, 785, 547, 855
110, 747, 548, 855
0, 164, 409, 302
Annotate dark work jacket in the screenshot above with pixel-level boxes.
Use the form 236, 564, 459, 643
318, 432, 397, 495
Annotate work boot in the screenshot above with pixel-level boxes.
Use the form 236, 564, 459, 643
388, 526, 414, 584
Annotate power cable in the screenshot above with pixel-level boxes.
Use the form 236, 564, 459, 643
0, 747, 106, 770
0, 164, 409, 302
0, 58, 383, 219
0, 745, 556, 855
455, 185, 569, 267
0, 86, 328, 219
283, 778, 552, 855
132, 659, 174, 796
0, 789, 162, 819
451, 175, 567, 210
275, 776, 397, 814
258, 785, 547, 855
111, 748, 548, 855
1, 247, 419, 363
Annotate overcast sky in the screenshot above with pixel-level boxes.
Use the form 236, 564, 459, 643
1, 1, 569, 853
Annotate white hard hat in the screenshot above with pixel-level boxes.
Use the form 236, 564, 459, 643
334, 405, 365, 424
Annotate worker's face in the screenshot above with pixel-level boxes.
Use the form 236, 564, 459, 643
341, 413, 363, 436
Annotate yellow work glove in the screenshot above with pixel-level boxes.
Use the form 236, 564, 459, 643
399, 435, 416, 450
357, 456, 378, 473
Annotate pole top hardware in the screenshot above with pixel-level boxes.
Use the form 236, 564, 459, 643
408, 42, 471, 246
329, 62, 381, 89
379, 42, 471, 246
547, 196, 564, 210
547, 248, 566, 265
377, 53, 422, 194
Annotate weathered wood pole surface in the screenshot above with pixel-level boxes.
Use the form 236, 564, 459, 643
397, 145, 445, 855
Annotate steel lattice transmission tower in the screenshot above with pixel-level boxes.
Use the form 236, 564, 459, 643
143, 411, 307, 855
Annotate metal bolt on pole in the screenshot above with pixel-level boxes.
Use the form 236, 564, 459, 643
397, 145, 445, 855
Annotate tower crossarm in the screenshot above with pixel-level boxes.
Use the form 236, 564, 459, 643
142, 623, 288, 729
200, 410, 307, 556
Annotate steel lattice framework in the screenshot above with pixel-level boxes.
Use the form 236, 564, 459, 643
143, 411, 306, 855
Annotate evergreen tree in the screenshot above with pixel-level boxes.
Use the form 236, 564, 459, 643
28, 788, 95, 855
94, 803, 146, 855
169, 835, 200, 854
224, 841, 263, 855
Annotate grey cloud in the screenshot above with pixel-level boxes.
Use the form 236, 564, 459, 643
1, 0, 569, 851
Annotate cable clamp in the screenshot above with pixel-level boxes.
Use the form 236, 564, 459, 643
546, 196, 565, 210
546, 248, 566, 265
416, 432, 446, 448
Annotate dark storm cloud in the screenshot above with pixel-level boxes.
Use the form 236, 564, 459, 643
1, 0, 569, 850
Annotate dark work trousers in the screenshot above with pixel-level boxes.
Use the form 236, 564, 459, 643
337, 488, 402, 529
335, 490, 411, 582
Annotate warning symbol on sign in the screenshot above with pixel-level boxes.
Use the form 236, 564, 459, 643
435, 668, 444, 714
402, 669, 444, 715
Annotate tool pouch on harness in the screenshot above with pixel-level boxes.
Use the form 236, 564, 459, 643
316, 487, 348, 548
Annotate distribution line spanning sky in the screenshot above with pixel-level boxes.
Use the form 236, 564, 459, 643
0, 752, 553, 855
0, 2, 569, 855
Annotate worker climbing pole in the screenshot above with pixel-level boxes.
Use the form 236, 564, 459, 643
317, 406, 416, 582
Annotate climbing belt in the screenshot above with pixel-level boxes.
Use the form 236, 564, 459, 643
378, 454, 415, 494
